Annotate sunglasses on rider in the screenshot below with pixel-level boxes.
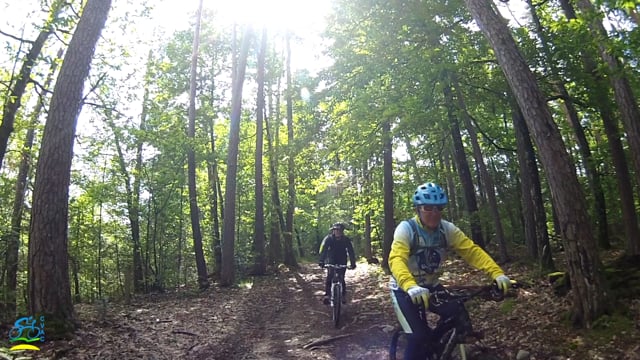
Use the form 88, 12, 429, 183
419, 205, 445, 212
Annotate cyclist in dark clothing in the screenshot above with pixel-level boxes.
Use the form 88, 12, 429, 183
318, 222, 356, 304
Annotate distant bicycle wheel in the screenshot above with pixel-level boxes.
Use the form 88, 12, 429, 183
389, 329, 408, 360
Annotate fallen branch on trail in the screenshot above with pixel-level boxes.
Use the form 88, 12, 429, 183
302, 333, 352, 349
172, 330, 199, 336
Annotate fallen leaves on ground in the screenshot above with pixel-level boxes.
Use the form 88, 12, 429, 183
6, 255, 640, 360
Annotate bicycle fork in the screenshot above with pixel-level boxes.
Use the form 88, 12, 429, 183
331, 279, 342, 305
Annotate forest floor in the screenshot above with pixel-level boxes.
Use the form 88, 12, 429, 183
3, 250, 640, 360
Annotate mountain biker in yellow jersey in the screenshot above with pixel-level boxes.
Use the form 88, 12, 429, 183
319, 223, 356, 305
389, 182, 511, 360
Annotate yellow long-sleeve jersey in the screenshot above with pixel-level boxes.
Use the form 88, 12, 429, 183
389, 216, 505, 292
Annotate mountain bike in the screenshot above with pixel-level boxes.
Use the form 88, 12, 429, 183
323, 263, 348, 328
389, 282, 517, 360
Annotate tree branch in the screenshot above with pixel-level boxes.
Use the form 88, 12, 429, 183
0, 29, 33, 44
302, 334, 352, 349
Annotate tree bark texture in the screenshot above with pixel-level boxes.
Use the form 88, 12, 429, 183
463, 0, 606, 326
28, 0, 112, 335
3, 47, 63, 321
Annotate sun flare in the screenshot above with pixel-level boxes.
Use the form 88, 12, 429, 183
153, 0, 333, 71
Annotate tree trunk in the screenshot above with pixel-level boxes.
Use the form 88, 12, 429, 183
206, 107, 222, 277
108, 117, 146, 292
364, 211, 373, 260
526, 0, 609, 249
187, 0, 209, 290
220, 27, 252, 286
559, 0, 640, 255
463, 0, 607, 327
265, 85, 285, 265
443, 82, 484, 247
443, 150, 460, 220
28, 0, 112, 336
382, 120, 394, 272
453, 75, 508, 260
283, 32, 298, 268
512, 102, 554, 271
3, 47, 62, 321
252, 28, 267, 275
576, 0, 640, 205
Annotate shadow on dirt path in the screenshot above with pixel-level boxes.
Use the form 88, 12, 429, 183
235, 262, 394, 360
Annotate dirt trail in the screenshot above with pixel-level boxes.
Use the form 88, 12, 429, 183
16, 259, 640, 360
25, 263, 394, 360
234, 263, 393, 360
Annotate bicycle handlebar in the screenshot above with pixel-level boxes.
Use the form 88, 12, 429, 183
427, 280, 520, 307
322, 264, 348, 269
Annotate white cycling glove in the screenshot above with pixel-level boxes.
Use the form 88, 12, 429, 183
407, 286, 430, 306
495, 274, 511, 294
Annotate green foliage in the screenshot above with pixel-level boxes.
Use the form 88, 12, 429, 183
499, 298, 516, 314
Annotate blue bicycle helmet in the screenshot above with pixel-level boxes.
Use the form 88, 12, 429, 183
412, 182, 448, 206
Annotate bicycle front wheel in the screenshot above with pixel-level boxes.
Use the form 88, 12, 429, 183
443, 344, 466, 360
439, 330, 505, 360
388, 329, 407, 360
332, 284, 341, 327
439, 328, 466, 360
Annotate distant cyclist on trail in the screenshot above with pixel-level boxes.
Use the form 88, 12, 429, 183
389, 182, 511, 360
318, 222, 356, 305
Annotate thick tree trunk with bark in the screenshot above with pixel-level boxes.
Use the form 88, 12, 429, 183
463, 0, 607, 327
2, 48, 62, 322
28, 0, 112, 336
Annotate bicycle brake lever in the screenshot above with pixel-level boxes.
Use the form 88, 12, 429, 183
429, 290, 449, 306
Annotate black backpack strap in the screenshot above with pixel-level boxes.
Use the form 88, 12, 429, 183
407, 218, 419, 253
